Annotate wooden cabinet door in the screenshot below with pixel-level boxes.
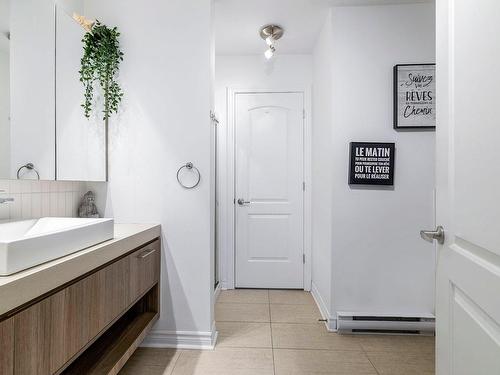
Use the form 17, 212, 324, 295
100, 254, 131, 328
50, 273, 102, 372
129, 240, 161, 304
14, 280, 97, 374
0, 318, 14, 375
14, 298, 54, 374
14, 256, 131, 374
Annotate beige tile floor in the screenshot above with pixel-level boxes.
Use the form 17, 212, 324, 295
119, 289, 435, 375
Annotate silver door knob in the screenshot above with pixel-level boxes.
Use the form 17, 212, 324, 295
237, 198, 250, 206
420, 226, 445, 244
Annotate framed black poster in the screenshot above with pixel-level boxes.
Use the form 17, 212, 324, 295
393, 63, 436, 129
349, 142, 395, 186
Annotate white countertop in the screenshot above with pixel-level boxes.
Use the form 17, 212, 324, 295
0, 223, 161, 318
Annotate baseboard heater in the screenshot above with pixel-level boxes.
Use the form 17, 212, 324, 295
336, 312, 435, 335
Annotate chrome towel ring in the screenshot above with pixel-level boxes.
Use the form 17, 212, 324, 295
17, 163, 40, 180
176, 162, 201, 189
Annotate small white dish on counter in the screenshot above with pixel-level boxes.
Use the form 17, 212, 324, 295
0, 217, 114, 276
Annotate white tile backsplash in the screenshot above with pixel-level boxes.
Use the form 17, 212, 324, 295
0, 180, 89, 220
0, 180, 10, 192
41, 193, 51, 216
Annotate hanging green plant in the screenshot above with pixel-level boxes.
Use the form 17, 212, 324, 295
79, 20, 124, 120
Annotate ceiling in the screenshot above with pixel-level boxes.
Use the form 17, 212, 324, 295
214, 0, 433, 55
215, 0, 331, 55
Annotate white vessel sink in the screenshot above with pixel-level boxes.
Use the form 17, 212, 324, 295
0, 217, 114, 276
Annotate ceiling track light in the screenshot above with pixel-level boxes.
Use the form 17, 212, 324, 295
260, 24, 284, 60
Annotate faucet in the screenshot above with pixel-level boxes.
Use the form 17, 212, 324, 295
0, 198, 14, 204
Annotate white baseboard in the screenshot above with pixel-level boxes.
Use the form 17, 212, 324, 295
141, 322, 218, 350
311, 282, 337, 332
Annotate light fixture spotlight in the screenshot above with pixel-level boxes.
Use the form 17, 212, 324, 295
264, 46, 275, 60
260, 24, 284, 60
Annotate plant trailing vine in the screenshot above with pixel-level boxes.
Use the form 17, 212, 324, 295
80, 20, 124, 120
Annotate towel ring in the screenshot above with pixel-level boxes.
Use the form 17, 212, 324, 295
176, 162, 201, 189
17, 163, 40, 180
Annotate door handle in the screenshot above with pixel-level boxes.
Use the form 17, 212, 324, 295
420, 226, 445, 245
137, 249, 157, 259
237, 198, 250, 206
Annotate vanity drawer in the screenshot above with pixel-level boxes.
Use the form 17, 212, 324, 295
0, 317, 14, 375
129, 239, 161, 303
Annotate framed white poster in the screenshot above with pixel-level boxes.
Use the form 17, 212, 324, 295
393, 63, 436, 130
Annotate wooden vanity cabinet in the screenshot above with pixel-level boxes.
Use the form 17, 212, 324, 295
1, 238, 161, 375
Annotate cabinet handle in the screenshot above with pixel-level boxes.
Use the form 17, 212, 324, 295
137, 249, 156, 259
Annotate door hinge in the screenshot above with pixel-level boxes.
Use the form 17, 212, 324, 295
303, 109, 306, 119
303, 254, 306, 264
210, 111, 219, 125
302, 182, 306, 191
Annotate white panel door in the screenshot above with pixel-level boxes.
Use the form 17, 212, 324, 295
235, 92, 304, 289
434, 0, 500, 373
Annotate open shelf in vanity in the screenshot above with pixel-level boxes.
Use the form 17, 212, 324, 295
62, 285, 159, 374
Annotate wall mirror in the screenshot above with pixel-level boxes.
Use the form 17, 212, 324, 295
0, 0, 107, 182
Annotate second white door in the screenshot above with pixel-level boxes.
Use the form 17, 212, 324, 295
435, 0, 500, 373
235, 92, 304, 289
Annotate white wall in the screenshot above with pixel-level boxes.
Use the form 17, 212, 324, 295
215, 54, 313, 288
0, 39, 9, 177
216, 54, 312, 92
311, 10, 334, 322
85, 0, 216, 346
316, 3, 436, 321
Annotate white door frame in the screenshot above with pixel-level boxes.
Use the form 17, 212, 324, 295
222, 87, 312, 291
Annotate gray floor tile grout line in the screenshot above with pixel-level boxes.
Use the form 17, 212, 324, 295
217, 304, 314, 306
267, 290, 277, 375
365, 356, 381, 375
217, 302, 314, 305
217, 320, 272, 323
217, 345, 273, 349
358, 339, 381, 375
166, 349, 183, 375
216, 320, 324, 324
217, 345, 373, 353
